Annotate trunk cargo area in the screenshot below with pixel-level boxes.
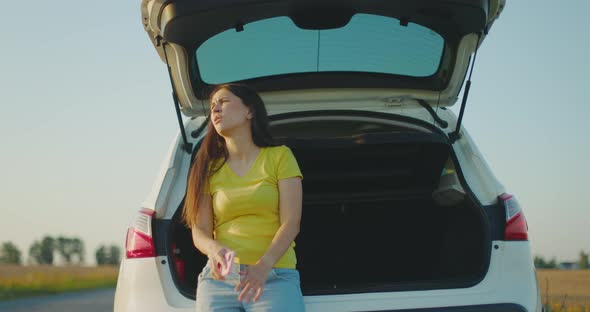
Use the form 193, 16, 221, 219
166, 125, 490, 298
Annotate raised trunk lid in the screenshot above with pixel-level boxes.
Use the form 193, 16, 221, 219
141, 0, 505, 117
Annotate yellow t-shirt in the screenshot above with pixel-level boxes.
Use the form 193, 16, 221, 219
207, 145, 303, 269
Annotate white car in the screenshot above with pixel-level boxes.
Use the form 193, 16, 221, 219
115, 0, 541, 311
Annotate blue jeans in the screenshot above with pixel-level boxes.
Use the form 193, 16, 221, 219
195, 261, 305, 312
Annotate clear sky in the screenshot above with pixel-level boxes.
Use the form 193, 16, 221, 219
1, 1, 589, 265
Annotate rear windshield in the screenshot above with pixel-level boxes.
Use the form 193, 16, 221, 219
195, 14, 444, 84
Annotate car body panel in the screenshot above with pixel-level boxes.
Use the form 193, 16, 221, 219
114, 258, 174, 311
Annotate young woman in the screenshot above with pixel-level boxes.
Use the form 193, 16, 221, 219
183, 84, 305, 311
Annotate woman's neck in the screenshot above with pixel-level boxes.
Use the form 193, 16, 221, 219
224, 134, 259, 161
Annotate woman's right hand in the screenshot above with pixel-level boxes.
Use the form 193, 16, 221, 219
208, 243, 232, 280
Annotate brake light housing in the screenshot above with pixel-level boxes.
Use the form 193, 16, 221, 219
499, 193, 528, 241
125, 208, 156, 259
172, 242, 186, 282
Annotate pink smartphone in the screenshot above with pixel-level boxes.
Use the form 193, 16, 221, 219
217, 251, 235, 277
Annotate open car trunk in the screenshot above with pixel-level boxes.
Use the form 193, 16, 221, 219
165, 113, 490, 298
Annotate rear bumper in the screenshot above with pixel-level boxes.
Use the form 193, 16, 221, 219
303, 241, 540, 312
114, 257, 193, 311
115, 243, 540, 312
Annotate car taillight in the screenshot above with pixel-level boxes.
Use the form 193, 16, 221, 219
172, 243, 186, 282
125, 208, 156, 258
499, 193, 528, 241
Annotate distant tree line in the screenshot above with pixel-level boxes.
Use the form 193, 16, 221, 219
95, 244, 122, 265
534, 250, 589, 269
0, 242, 22, 264
580, 251, 589, 269
29, 236, 84, 265
0, 236, 122, 266
5, 237, 587, 270
534, 255, 557, 268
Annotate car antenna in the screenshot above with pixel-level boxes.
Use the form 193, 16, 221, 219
158, 36, 193, 153
449, 32, 483, 144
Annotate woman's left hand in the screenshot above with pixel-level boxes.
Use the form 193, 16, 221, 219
235, 258, 273, 303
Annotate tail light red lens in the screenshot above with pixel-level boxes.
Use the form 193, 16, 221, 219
172, 243, 186, 282
125, 208, 156, 259
499, 193, 528, 241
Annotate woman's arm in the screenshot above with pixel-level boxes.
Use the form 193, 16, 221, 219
191, 194, 229, 280
260, 176, 303, 267
236, 176, 303, 302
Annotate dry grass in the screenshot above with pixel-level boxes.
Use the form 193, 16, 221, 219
537, 269, 590, 311
0, 264, 118, 301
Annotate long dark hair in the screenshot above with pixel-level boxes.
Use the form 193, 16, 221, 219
182, 84, 275, 228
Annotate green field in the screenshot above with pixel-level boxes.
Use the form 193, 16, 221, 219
0, 264, 118, 301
